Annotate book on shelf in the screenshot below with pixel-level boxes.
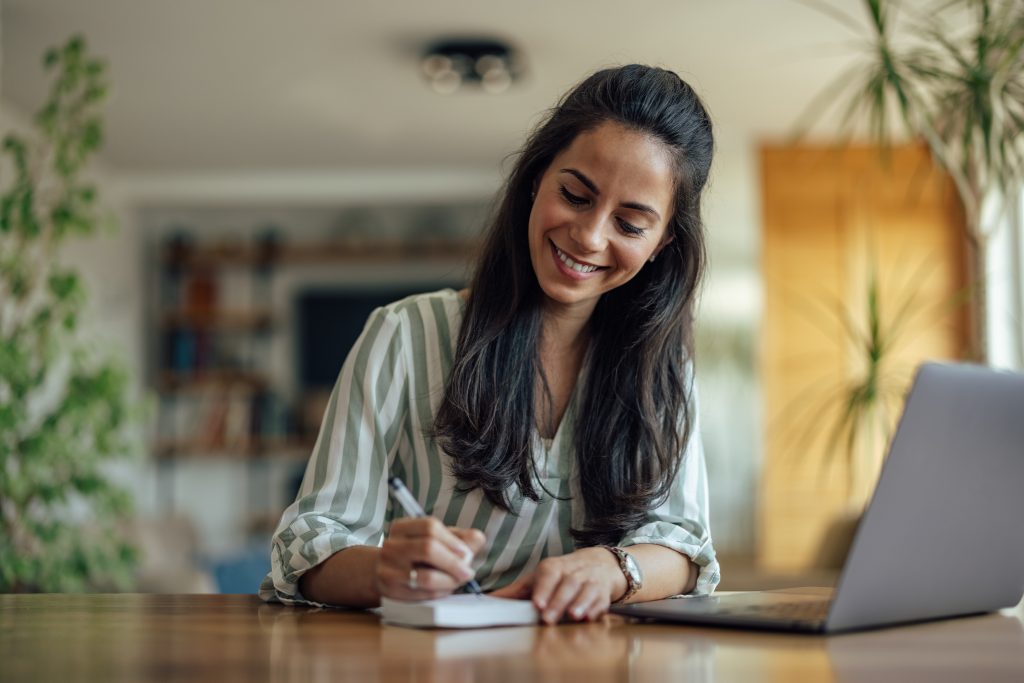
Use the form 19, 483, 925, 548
156, 387, 302, 457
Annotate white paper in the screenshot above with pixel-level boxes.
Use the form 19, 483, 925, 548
380, 594, 539, 629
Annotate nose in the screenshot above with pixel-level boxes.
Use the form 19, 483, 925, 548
568, 212, 609, 254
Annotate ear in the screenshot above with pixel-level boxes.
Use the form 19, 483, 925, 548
650, 234, 674, 262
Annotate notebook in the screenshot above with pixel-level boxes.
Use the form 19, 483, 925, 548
613, 362, 1024, 633
380, 594, 539, 629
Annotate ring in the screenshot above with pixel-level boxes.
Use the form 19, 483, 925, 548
408, 568, 418, 590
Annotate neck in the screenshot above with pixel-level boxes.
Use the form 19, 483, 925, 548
540, 297, 594, 353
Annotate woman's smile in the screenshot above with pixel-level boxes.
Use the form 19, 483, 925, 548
550, 240, 607, 279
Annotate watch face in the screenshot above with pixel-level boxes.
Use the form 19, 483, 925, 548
624, 554, 642, 584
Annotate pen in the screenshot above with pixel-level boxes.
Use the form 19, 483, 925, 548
387, 476, 484, 596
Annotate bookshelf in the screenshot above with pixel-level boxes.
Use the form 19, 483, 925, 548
142, 201, 484, 562
153, 231, 475, 462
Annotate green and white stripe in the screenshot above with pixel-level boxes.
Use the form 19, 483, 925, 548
260, 289, 720, 605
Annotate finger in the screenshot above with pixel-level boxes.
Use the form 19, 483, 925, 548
386, 583, 450, 602
450, 527, 487, 557
566, 582, 604, 622
394, 517, 476, 564
541, 576, 583, 625
405, 566, 462, 593
383, 518, 475, 580
377, 564, 458, 601
586, 598, 611, 622
392, 535, 475, 585
530, 562, 562, 612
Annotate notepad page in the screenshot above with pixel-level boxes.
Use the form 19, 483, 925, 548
380, 594, 539, 629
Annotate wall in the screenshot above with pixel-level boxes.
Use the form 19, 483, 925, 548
986, 190, 1024, 370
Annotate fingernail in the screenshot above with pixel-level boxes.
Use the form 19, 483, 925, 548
545, 610, 557, 623
571, 607, 583, 619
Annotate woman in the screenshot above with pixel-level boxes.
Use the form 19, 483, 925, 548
260, 64, 720, 624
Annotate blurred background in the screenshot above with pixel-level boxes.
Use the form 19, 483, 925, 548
1, 0, 1021, 594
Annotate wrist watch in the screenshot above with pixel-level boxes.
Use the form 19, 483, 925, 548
603, 546, 643, 603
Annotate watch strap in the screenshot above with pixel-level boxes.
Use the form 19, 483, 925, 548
603, 545, 642, 604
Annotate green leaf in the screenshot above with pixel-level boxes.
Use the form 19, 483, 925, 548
77, 185, 97, 204
19, 188, 39, 237
84, 58, 105, 77
3, 134, 29, 176
81, 117, 104, 153
35, 102, 59, 136
43, 47, 60, 69
0, 405, 19, 433
0, 194, 15, 233
83, 84, 108, 104
64, 35, 86, 62
9, 263, 31, 298
51, 201, 73, 237
48, 271, 83, 304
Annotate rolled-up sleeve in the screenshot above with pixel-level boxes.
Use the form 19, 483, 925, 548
618, 404, 720, 596
259, 306, 408, 605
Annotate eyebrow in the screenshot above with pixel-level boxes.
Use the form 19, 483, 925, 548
559, 168, 662, 221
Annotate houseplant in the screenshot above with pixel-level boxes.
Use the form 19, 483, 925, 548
784, 254, 960, 503
787, 0, 1022, 501
0, 36, 141, 591
799, 0, 1024, 359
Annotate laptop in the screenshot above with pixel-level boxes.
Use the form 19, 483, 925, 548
612, 362, 1024, 633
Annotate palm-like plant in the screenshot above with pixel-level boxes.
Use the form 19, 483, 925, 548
798, 0, 1024, 358
781, 253, 959, 502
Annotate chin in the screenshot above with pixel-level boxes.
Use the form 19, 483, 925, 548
538, 281, 598, 308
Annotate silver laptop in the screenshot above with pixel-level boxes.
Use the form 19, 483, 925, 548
612, 363, 1024, 633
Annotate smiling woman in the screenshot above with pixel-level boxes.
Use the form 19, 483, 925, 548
262, 64, 720, 625
528, 123, 676, 311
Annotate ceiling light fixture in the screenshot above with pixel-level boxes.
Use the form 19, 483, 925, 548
420, 38, 520, 94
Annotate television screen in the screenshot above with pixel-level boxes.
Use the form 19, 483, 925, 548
296, 286, 458, 389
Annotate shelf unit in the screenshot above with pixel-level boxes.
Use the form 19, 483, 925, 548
147, 220, 476, 562
152, 232, 475, 462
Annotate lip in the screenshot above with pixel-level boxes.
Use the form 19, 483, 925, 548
549, 240, 606, 280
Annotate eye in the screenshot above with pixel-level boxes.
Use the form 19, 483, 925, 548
617, 219, 645, 237
559, 185, 588, 206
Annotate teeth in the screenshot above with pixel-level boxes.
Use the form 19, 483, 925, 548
555, 245, 600, 273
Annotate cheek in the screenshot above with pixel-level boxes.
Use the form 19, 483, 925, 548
531, 199, 575, 234
616, 243, 655, 274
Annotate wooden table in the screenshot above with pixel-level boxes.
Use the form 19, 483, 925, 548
2, 594, 1023, 682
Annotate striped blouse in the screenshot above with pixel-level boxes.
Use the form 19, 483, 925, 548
259, 288, 720, 605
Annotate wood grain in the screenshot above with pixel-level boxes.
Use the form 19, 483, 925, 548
1, 594, 1021, 682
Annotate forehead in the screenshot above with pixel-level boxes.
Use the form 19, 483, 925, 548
551, 121, 676, 206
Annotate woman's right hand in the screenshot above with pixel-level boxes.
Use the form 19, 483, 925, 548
376, 517, 486, 601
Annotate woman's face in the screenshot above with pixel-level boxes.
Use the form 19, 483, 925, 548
528, 121, 676, 317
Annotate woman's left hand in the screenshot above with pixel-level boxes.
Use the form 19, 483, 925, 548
489, 547, 627, 624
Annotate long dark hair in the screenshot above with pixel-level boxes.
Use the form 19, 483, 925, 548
433, 64, 713, 547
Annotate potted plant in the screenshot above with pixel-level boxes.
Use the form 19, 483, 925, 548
0, 36, 142, 591
798, 0, 1024, 360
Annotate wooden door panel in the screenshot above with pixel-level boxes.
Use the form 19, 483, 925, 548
759, 144, 968, 571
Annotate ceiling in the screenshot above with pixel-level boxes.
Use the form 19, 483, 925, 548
1, 0, 877, 174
